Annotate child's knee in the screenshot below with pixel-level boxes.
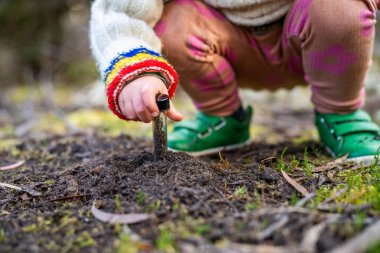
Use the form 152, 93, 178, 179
155, 1, 214, 66
154, 1, 193, 62
307, 0, 377, 40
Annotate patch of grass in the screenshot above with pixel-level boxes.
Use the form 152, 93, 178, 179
312, 158, 380, 211
146, 200, 161, 212
74, 231, 96, 248
277, 147, 292, 173
245, 203, 257, 211
0, 229, 7, 243
290, 192, 299, 206
172, 200, 180, 212
115, 225, 139, 253
302, 147, 313, 177
367, 241, 380, 253
219, 151, 230, 169
156, 228, 176, 253
194, 224, 211, 236
353, 212, 367, 231
234, 186, 247, 199
115, 194, 122, 211
136, 191, 146, 206
22, 224, 38, 233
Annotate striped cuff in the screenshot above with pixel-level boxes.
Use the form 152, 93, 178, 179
104, 47, 178, 120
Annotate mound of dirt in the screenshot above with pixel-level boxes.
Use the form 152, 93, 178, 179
0, 133, 377, 253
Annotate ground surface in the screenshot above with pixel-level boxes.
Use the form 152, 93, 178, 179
1, 132, 380, 253
1, 63, 380, 252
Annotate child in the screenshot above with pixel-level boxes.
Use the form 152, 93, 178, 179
90, 0, 380, 163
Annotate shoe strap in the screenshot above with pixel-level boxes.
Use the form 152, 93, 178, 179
173, 119, 209, 133
323, 110, 371, 124
173, 113, 225, 133
334, 121, 380, 136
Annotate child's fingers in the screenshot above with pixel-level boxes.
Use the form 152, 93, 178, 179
124, 99, 137, 120
141, 88, 159, 117
133, 97, 152, 123
167, 101, 183, 122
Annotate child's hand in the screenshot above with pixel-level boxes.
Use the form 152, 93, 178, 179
118, 75, 183, 123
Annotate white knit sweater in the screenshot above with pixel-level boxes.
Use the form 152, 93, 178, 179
89, 0, 293, 119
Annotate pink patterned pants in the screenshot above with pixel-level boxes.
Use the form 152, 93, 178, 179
156, 0, 378, 116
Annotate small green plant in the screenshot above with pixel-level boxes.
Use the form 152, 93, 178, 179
254, 189, 263, 208
156, 229, 176, 253
367, 241, 380, 253
136, 191, 146, 206
277, 147, 291, 173
219, 151, 230, 169
245, 203, 257, 211
146, 200, 161, 212
172, 200, 180, 212
0, 229, 7, 243
303, 148, 313, 177
353, 212, 367, 231
234, 186, 247, 198
290, 192, 299, 206
115, 194, 122, 211
195, 224, 211, 235
117, 226, 138, 253
74, 231, 96, 248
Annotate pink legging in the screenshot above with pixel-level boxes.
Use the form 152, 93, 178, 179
156, 0, 378, 116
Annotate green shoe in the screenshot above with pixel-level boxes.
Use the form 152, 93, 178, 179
168, 106, 253, 156
315, 109, 380, 164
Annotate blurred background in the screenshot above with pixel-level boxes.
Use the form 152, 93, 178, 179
0, 1, 379, 148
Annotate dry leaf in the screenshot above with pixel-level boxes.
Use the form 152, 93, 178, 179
0, 182, 22, 191
91, 203, 151, 224
0, 161, 25, 171
0, 182, 42, 196
281, 170, 309, 196
312, 154, 348, 173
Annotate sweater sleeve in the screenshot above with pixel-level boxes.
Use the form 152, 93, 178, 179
89, 0, 178, 120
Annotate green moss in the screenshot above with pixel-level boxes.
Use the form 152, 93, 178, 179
0, 229, 7, 243
136, 191, 146, 206
233, 186, 247, 199
194, 224, 211, 236
245, 203, 257, 211
117, 229, 138, 253
22, 224, 38, 233
367, 241, 380, 253
74, 231, 96, 248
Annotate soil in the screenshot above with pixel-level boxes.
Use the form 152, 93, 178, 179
0, 133, 379, 253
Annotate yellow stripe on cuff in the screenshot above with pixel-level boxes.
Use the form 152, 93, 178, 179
105, 53, 169, 85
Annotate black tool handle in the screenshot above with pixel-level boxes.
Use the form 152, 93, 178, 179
156, 94, 170, 112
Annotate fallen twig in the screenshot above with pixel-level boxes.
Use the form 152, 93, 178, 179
91, 203, 151, 224
0, 182, 42, 196
318, 203, 373, 213
281, 170, 309, 196
256, 215, 289, 242
321, 188, 348, 204
0, 182, 22, 191
295, 193, 316, 207
49, 194, 89, 202
0, 161, 25, 171
220, 242, 298, 253
312, 154, 349, 173
327, 221, 380, 253
300, 222, 328, 253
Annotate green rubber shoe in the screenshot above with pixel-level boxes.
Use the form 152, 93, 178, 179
168, 106, 253, 156
315, 109, 380, 164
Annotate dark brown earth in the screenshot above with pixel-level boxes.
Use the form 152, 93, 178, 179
1, 133, 379, 253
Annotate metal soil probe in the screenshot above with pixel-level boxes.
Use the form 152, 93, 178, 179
153, 94, 170, 160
